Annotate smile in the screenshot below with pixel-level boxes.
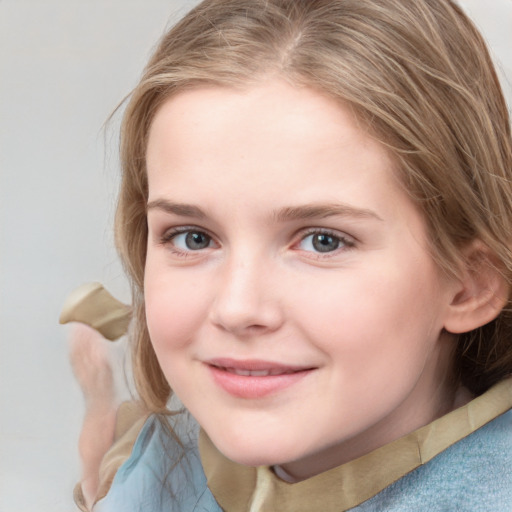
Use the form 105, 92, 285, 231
205, 359, 315, 399
216, 366, 302, 377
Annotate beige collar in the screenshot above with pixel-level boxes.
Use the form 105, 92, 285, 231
199, 378, 512, 512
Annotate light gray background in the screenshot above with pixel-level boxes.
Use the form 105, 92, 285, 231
0, 1, 510, 511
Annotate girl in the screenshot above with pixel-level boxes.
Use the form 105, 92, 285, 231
64, 0, 512, 510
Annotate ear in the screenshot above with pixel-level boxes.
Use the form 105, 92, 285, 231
444, 241, 508, 334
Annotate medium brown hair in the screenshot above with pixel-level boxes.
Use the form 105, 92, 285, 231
115, 0, 512, 410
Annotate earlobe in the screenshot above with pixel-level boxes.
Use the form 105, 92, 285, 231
444, 242, 508, 334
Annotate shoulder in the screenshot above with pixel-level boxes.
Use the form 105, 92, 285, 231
355, 410, 512, 511
92, 404, 221, 512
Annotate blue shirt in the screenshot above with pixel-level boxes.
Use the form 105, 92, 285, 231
94, 409, 512, 511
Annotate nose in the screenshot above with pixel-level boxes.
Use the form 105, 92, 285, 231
209, 254, 284, 337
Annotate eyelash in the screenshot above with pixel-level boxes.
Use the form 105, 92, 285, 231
159, 226, 217, 258
294, 228, 356, 258
158, 226, 356, 258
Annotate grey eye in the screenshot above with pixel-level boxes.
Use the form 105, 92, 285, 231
300, 233, 342, 253
311, 234, 340, 252
173, 231, 212, 250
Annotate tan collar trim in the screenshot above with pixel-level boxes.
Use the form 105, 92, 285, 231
199, 378, 512, 512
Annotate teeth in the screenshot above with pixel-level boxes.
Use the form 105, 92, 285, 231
224, 367, 295, 376
229, 368, 270, 376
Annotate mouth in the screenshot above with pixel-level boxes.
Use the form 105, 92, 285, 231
219, 367, 298, 376
205, 358, 315, 399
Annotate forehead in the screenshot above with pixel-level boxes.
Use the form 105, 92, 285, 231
146, 80, 411, 223
148, 81, 393, 173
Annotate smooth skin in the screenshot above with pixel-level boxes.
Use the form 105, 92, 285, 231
144, 79, 480, 481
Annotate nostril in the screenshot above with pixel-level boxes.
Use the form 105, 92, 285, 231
245, 324, 271, 335
209, 304, 283, 336
211, 317, 270, 336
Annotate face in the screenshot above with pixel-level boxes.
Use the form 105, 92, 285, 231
144, 80, 459, 479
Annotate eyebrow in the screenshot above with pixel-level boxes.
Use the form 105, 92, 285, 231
147, 199, 382, 222
272, 204, 383, 222
146, 199, 206, 219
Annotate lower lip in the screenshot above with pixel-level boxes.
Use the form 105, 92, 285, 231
207, 365, 312, 399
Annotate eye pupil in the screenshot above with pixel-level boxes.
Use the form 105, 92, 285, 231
185, 232, 210, 250
312, 234, 339, 253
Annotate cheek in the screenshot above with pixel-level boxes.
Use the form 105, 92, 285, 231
144, 266, 211, 354
293, 261, 443, 366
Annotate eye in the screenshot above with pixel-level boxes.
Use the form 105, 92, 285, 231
164, 229, 214, 251
298, 231, 353, 254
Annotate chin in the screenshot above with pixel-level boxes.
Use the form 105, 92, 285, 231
209, 432, 298, 468
224, 450, 285, 468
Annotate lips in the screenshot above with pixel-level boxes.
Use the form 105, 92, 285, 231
205, 358, 314, 399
